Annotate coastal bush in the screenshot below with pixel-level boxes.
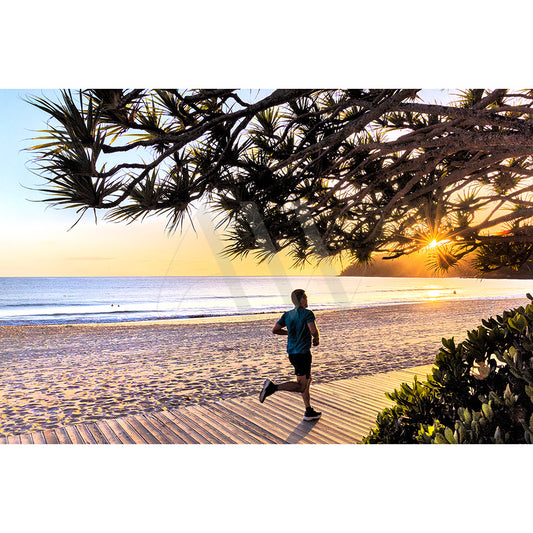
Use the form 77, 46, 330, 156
363, 295, 533, 444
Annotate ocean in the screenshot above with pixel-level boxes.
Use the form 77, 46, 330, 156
0, 275, 532, 326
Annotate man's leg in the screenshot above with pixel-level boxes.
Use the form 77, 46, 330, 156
261, 374, 321, 420
301, 375, 312, 409
277, 374, 310, 408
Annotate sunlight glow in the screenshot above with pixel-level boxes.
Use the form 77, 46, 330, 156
426, 238, 450, 250
424, 288, 448, 300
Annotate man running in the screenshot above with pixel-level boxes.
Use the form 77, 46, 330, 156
259, 289, 322, 421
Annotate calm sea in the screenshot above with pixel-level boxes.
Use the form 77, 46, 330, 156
0, 276, 531, 326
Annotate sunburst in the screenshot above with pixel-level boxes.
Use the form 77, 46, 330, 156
426, 238, 450, 250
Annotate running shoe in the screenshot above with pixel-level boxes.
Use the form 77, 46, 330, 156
303, 407, 322, 421
259, 378, 276, 403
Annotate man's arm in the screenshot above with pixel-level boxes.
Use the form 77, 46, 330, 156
272, 322, 288, 335
308, 321, 320, 346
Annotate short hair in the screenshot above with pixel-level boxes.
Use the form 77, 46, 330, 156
291, 289, 306, 306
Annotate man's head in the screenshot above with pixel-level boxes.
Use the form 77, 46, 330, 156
291, 289, 308, 308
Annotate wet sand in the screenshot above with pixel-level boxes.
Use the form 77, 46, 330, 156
0, 296, 528, 437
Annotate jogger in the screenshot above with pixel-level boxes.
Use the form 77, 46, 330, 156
259, 289, 321, 421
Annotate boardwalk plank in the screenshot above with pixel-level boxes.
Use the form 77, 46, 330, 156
151, 411, 199, 444
20, 433, 33, 444
76, 424, 98, 444
348, 380, 422, 402
308, 393, 380, 435
356, 372, 409, 385
7, 434, 21, 444
149, 411, 191, 444
349, 375, 405, 391
42, 429, 59, 444
218, 400, 291, 443
261, 391, 347, 436
230, 397, 309, 437
85, 423, 109, 444
135, 413, 174, 444
55, 427, 73, 444
162, 410, 212, 444
31, 431, 47, 445
195, 404, 265, 444
169, 410, 226, 444
320, 379, 387, 399
207, 403, 281, 444
257, 395, 336, 442
95, 420, 123, 444
320, 408, 377, 439
114, 418, 147, 444
262, 394, 352, 443
225, 398, 326, 444
126, 415, 162, 444
311, 386, 392, 423
141, 412, 189, 444
105, 418, 137, 444
178, 408, 238, 444
64, 425, 86, 445
328, 378, 402, 401
124, 416, 160, 444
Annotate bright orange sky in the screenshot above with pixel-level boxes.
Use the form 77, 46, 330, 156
0, 201, 339, 277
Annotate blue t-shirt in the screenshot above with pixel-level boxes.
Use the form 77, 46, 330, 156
277, 307, 316, 354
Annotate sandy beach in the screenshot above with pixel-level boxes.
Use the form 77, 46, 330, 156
0, 296, 528, 437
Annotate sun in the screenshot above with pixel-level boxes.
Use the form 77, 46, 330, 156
426, 238, 450, 250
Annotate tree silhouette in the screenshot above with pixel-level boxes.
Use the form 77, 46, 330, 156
26, 89, 533, 273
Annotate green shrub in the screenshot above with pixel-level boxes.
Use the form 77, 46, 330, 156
363, 294, 533, 444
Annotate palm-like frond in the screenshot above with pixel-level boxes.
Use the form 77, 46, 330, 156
474, 242, 533, 272
24, 88, 533, 274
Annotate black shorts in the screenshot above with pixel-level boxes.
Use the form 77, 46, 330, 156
288, 352, 312, 379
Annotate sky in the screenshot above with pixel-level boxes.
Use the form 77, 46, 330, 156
8, 84, 511, 281
0, 89, 458, 277
0, 89, 344, 277
1, 3, 528, 279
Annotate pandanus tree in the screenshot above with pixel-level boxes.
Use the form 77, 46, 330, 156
25, 88, 533, 273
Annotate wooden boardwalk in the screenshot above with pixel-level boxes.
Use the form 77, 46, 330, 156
0, 364, 434, 444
